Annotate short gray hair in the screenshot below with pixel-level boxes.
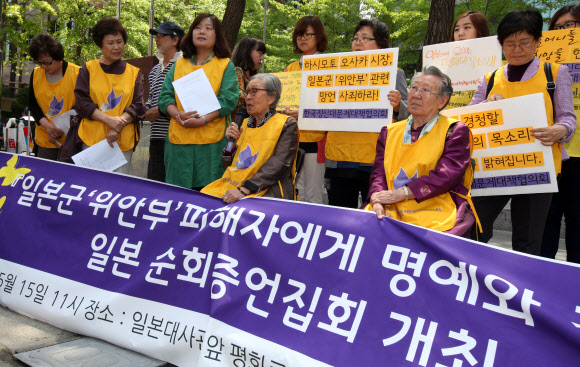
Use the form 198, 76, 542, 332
410, 66, 453, 109
250, 73, 282, 111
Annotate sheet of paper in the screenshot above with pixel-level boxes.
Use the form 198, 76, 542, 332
51, 109, 77, 136
71, 140, 127, 172
172, 68, 221, 116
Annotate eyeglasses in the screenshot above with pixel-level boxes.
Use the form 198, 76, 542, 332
36, 59, 54, 67
155, 33, 170, 39
553, 20, 580, 30
502, 39, 536, 51
297, 33, 316, 40
409, 86, 439, 97
350, 37, 376, 44
245, 88, 268, 96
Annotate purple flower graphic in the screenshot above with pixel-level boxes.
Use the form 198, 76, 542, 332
46, 95, 64, 117
393, 167, 418, 189
100, 89, 123, 111
235, 144, 258, 170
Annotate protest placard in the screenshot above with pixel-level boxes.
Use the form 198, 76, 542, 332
297, 48, 399, 132
423, 36, 502, 92
535, 28, 580, 64
2, 152, 580, 367
442, 93, 558, 196
272, 71, 302, 111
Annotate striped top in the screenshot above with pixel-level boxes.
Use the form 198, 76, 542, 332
147, 51, 182, 140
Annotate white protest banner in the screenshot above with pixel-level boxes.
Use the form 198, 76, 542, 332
298, 48, 399, 132
423, 36, 502, 92
441, 93, 558, 196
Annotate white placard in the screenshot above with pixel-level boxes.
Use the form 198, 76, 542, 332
298, 48, 399, 132
441, 93, 558, 196
172, 68, 221, 116
72, 140, 128, 172
423, 37, 502, 91
51, 109, 78, 136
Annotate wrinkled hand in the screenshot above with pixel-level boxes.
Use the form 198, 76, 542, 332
106, 129, 119, 147
222, 188, 244, 204
225, 124, 242, 140
486, 94, 504, 103
106, 116, 127, 133
387, 90, 402, 112
144, 107, 161, 122
372, 203, 392, 219
176, 111, 201, 128
531, 125, 567, 146
281, 107, 299, 120
44, 124, 65, 144
370, 188, 406, 205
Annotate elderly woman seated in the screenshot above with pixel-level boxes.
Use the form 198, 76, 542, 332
202, 73, 299, 204
365, 66, 476, 237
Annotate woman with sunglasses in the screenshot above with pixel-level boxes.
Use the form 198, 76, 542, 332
28, 34, 80, 160
469, 9, 576, 255
541, 4, 580, 263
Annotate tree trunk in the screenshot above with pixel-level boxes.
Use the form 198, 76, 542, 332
222, 0, 246, 52
417, 0, 455, 70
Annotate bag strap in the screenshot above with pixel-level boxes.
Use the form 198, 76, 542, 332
485, 69, 497, 99
544, 62, 556, 120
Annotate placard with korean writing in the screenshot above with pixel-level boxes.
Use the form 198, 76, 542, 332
422, 36, 502, 92
2, 152, 580, 367
441, 93, 558, 196
297, 48, 398, 132
272, 71, 302, 110
535, 28, 580, 64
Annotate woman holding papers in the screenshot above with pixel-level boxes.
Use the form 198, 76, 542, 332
158, 13, 238, 190
325, 19, 409, 209
542, 4, 580, 263
283, 16, 328, 204
365, 67, 475, 237
202, 73, 298, 203
469, 9, 576, 255
74, 18, 146, 174
451, 11, 490, 42
28, 34, 80, 160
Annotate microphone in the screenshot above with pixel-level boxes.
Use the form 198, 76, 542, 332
222, 107, 247, 164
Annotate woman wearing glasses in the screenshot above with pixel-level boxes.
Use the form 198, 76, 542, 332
158, 13, 238, 190
28, 34, 80, 160
542, 4, 580, 263
469, 9, 576, 255
283, 16, 328, 204
202, 74, 298, 203
325, 19, 409, 209
365, 67, 474, 236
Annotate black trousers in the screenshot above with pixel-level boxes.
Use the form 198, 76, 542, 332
147, 140, 166, 182
327, 174, 370, 209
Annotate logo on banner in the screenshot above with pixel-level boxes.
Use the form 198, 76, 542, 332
0, 155, 31, 210
46, 95, 64, 117
235, 144, 258, 170
100, 90, 123, 112
394, 167, 418, 189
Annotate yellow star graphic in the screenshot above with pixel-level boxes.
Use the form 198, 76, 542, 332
0, 155, 31, 186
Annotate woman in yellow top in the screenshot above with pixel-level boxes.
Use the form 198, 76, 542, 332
28, 34, 80, 160
158, 13, 239, 190
74, 18, 146, 174
202, 74, 298, 203
283, 16, 328, 204
542, 4, 580, 263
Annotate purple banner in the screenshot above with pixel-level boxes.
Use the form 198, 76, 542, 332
472, 172, 551, 189
302, 108, 389, 119
1, 152, 580, 366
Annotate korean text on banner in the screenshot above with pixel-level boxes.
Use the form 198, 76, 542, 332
441, 93, 558, 196
272, 71, 301, 111
422, 36, 503, 92
1, 152, 580, 367
298, 48, 398, 133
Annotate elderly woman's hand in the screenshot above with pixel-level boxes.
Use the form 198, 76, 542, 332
387, 90, 402, 112
281, 107, 299, 120
222, 188, 247, 204
531, 125, 568, 146
486, 94, 504, 103
370, 188, 408, 205
225, 124, 242, 140
105, 115, 127, 133
105, 128, 119, 148
372, 203, 392, 219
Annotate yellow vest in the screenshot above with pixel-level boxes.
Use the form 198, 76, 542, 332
484, 61, 563, 173
366, 116, 461, 231
32, 63, 80, 148
325, 131, 379, 164
285, 60, 325, 143
201, 113, 290, 198
168, 57, 230, 145
564, 82, 580, 157
78, 60, 140, 151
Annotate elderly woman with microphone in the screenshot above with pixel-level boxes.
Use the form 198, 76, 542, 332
202, 73, 299, 203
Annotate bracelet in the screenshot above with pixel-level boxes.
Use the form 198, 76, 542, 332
403, 185, 409, 201
201, 115, 209, 125
237, 187, 247, 196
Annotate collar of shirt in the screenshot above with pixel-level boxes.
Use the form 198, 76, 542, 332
247, 110, 275, 128
190, 52, 214, 66
403, 113, 440, 144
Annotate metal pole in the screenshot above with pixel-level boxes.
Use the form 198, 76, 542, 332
262, 0, 267, 73
116, 0, 120, 20
0, 0, 4, 128
148, 0, 154, 56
